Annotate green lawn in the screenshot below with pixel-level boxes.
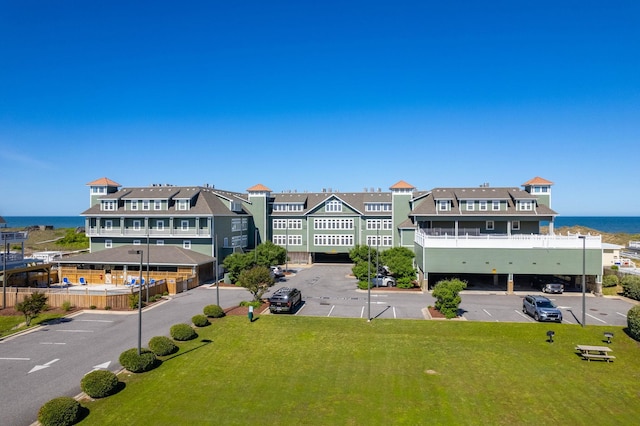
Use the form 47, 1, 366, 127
0, 312, 65, 338
79, 316, 640, 425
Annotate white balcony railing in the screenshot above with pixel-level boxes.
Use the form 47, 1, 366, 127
86, 227, 211, 238
1, 231, 28, 243
415, 229, 601, 249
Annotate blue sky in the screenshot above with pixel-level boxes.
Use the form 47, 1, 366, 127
1, 0, 639, 216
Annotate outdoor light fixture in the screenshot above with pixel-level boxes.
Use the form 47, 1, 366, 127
129, 249, 143, 355
546, 330, 555, 343
604, 332, 614, 344
579, 235, 586, 327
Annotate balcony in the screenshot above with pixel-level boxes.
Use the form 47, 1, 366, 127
415, 228, 601, 249
87, 227, 211, 238
1, 231, 28, 243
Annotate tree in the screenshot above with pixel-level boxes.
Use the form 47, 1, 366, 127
15, 292, 48, 326
253, 241, 287, 268
236, 266, 275, 301
380, 247, 416, 288
432, 278, 467, 319
349, 245, 378, 283
222, 252, 255, 284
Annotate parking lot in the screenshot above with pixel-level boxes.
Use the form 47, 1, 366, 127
263, 264, 636, 326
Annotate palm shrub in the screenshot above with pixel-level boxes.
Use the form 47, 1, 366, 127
602, 274, 619, 288
118, 348, 157, 373
621, 275, 640, 300
81, 370, 119, 398
38, 396, 81, 426
148, 336, 178, 356
628, 305, 640, 341
170, 323, 197, 341
192, 314, 210, 327
203, 304, 225, 318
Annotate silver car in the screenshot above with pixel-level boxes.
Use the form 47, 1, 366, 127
523, 295, 563, 322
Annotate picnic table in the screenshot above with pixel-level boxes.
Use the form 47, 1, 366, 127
575, 345, 616, 362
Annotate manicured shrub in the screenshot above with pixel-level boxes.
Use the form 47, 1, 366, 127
148, 336, 178, 356
118, 348, 157, 373
170, 323, 197, 341
104, 306, 112, 310
192, 314, 210, 327
432, 278, 467, 319
628, 305, 640, 341
61, 300, 73, 312
128, 294, 145, 309
621, 275, 640, 301
38, 396, 81, 426
81, 370, 119, 398
602, 275, 619, 288
89, 305, 96, 310
203, 304, 225, 318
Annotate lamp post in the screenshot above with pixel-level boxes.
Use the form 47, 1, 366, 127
146, 230, 150, 303
215, 234, 219, 306
2, 239, 7, 309
367, 241, 371, 322
579, 235, 586, 327
129, 249, 143, 355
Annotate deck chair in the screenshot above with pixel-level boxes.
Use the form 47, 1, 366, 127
79, 277, 86, 285
62, 277, 70, 286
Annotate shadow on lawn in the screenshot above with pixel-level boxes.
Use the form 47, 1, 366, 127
162, 339, 213, 362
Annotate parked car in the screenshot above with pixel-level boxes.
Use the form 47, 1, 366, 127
541, 282, 564, 294
268, 287, 302, 313
370, 275, 396, 287
270, 266, 285, 279
522, 295, 563, 322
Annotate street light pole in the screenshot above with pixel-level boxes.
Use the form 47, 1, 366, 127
146, 230, 150, 303
367, 242, 371, 322
579, 235, 586, 327
215, 234, 219, 306
129, 249, 143, 355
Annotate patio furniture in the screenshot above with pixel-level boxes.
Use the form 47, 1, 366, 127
79, 277, 86, 285
62, 277, 70, 286
575, 345, 615, 362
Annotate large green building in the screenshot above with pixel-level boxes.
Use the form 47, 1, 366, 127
79, 176, 603, 292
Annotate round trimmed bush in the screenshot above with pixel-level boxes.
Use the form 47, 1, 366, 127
118, 348, 157, 373
38, 396, 81, 426
149, 336, 178, 356
81, 370, 119, 398
170, 323, 198, 341
192, 314, 210, 327
203, 304, 225, 318
628, 305, 640, 341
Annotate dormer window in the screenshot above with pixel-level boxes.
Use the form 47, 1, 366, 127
177, 200, 189, 210
466, 201, 474, 211
131, 201, 138, 211
142, 200, 150, 210
518, 200, 534, 211
154, 200, 162, 210
102, 200, 116, 211
492, 200, 500, 211
438, 200, 450, 211
479, 201, 487, 211
326, 200, 342, 212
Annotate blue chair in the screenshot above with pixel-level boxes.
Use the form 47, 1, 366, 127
62, 277, 70, 286
79, 277, 86, 285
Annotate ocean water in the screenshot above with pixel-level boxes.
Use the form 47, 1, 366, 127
1, 216, 85, 229
2, 215, 640, 234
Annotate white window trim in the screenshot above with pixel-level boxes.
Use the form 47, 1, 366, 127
486, 221, 494, 231
105, 240, 112, 248
131, 201, 138, 211
512, 221, 520, 230
479, 201, 487, 211
466, 200, 474, 211
183, 240, 191, 249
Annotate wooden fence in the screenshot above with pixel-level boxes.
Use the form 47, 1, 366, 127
2, 279, 173, 310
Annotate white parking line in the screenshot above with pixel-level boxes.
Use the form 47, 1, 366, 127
515, 310, 534, 321
360, 306, 365, 318
483, 309, 492, 317
0, 357, 30, 361
393, 306, 397, 319
77, 319, 114, 323
616, 312, 628, 318
40, 342, 66, 345
586, 313, 607, 324
55, 330, 94, 333
327, 305, 335, 317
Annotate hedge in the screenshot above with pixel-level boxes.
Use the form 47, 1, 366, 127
621, 275, 640, 301
148, 336, 178, 356
628, 305, 640, 341
38, 396, 81, 426
118, 348, 158, 373
170, 323, 198, 341
203, 304, 225, 318
80, 370, 119, 398
192, 314, 210, 327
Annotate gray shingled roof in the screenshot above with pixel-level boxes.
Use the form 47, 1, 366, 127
57, 245, 214, 266
271, 191, 392, 216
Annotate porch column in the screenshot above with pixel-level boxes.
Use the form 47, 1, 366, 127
507, 273, 514, 294
548, 219, 555, 235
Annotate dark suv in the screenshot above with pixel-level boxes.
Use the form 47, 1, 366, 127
522, 295, 563, 322
268, 287, 302, 314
